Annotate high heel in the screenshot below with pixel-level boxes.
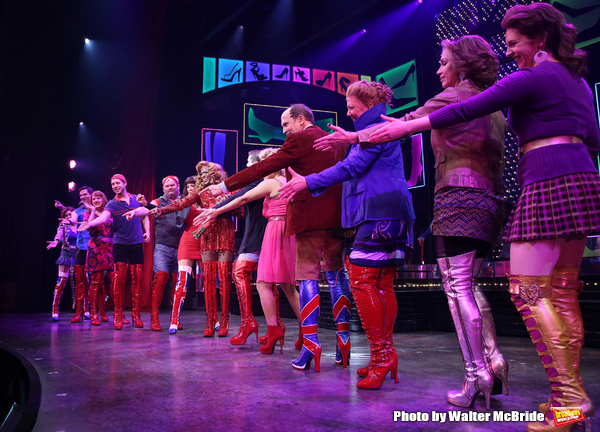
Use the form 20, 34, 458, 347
325, 269, 351, 368
509, 275, 595, 431
357, 349, 397, 378
292, 280, 321, 372
259, 325, 284, 355
294, 323, 303, 350
489, 357, 509, 396
250, 62, 268, 81
231, 319, 259, 345
275, 67, 288, 79
356, 350, 399, 390
316, 71, 332, 87
294, 69, 309, 82
52, 276, 67, 322
339, 76, 350, 92
260, 284, 283, 344
169, 268, 191, 335
221, 63, 242, 82
230, 260, 259, 345
292, 345, 321, 371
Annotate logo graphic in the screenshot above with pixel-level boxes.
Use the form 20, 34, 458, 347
552, 407, 585, 428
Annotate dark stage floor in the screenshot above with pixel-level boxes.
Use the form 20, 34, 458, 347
1, 311, 598, 432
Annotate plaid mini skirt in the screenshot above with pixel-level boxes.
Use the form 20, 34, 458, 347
504, 171, 600, 242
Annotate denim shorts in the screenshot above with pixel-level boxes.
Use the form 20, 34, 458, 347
153, 243, 179, 273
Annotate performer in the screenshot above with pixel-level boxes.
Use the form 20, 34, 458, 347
197, 148, 301, 354
203, 104, 350, 372
315, 38, 509, 400
83, 191, 113, 326
47, 206, 77, 321
279, 81, 415, 388
78, 174, 150, 330
206, 150, 269, 345
129, 176, 189, 331
153, 162, 238, 337
68, 186, 94, 323
356, 4, 598, 430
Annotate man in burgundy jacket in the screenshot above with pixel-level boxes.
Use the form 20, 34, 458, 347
205, 104, 352, 371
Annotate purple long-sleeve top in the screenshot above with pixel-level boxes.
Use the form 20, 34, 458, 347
429, 61, 599, 187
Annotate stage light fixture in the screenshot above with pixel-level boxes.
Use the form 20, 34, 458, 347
85, 38, 90, 44
79, 122, 84, 126
68, 182, 77, 192
69, 160, 77, 169
239, 26, 244, 30
361, 29, 367, 34
417, 0, 423, 4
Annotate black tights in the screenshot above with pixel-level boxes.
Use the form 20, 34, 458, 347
433, 235, 491, 260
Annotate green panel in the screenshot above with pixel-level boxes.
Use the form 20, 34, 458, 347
203, 57, 216, 94
376, 60, 418, 115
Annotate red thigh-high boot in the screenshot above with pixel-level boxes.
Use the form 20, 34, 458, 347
291, 280, 321, 372
130, 264, 144, 328
112, 262, 128, 330
71, 265, 86, 323
509, 275, 594, 432
260, 284, 284, 344
346, 262, 398, 389
218, 260, 232, 337
230, 260, 259, 345
52, 275, 68, 321
89, 272, 104, 326
325, 269, 352, 368
203, 261, 218, 337
83, 269, 90, 320
151, 271, 169, 331
169, 266, 191, 334
98, 272, 110, 322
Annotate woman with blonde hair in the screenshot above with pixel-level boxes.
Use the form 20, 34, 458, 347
196, 148, 301, 354
153, 162, 239, 337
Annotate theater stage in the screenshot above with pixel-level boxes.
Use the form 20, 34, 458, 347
1, 311, 598, 432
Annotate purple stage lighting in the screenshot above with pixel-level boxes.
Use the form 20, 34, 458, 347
361, 29, 367, 34
69, 160, 76, 169
79, 122, 83, 126
68, 182, 76, 192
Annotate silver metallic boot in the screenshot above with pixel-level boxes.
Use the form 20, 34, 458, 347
438, 250, 493, 409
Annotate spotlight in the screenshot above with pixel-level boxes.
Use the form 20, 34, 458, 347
361, 29, 367, 34
69, 160, 77, 169
417, 0, 423, 3
239, 26, 244, 30
79, 122, 84, 126
68, 182, 77, 192
85, 38, 90, 44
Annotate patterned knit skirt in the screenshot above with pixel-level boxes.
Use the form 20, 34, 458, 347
504, 171, 600, 242
432, 187, 505, 243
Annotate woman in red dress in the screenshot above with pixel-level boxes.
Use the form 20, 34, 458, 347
154, 162, 238, 336
83, 191, 114, 326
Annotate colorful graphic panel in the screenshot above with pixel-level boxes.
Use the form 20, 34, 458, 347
336, 73, 359, 95
246, 61, 270, 82
312, 69, 335, 91
272, 64, 290, 81
244, 103, 338, 146
292, 66, 311, 84
200, 129, 239, 177
376, 60, 418, 114
217, 59, 243, 88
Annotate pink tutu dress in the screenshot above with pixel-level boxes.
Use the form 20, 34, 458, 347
256, 178, 296, 284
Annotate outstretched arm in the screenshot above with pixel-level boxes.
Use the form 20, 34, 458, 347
194, 180, 274, 226
368, 115, 432, 144
78, 210, 111, 231
313, 124, 358, 151
278, 168, 307, 201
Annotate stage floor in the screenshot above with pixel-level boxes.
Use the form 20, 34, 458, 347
1, 311, 598, 432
